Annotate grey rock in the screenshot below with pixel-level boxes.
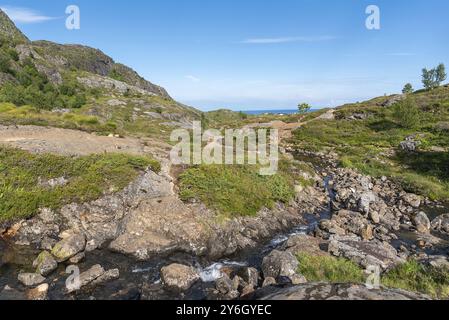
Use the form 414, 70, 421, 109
431, 214, 449, 234
160, 264, 200, 292
328, 239, 403, 270
256, 283, 430, 300
262, 277, 277, 287
51, 233, 86, 262
413, 212, 431, 233
262, 250, 299, 279
69, 252, 85, 264
18, 273, 46, 287
403, 194, 422, 208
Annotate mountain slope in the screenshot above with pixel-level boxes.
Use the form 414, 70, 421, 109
0, 9, 29, 43
0, 8, 201, 140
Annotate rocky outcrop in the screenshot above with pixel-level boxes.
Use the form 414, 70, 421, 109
253, 283, 430, 300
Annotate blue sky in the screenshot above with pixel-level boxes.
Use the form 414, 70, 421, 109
1, 0, 448, 111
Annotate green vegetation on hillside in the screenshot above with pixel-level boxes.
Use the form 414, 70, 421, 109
297, 253, 365, 283
0, 146, 159, 223
179, 164, 295, 217
296, 254, 449, 299
292, 86, 449, 200
383, 260, 449, 299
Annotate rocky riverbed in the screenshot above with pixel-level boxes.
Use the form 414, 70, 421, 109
1, 150, 449, 300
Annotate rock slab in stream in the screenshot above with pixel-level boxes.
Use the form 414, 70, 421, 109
254, 283, 430, 300
160, 264, 200, 292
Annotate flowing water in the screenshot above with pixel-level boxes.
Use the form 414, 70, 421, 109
1, 171, 448, 300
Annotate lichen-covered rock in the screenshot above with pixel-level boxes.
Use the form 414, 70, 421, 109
33, 251, 58, 276
51, 233, 86, 262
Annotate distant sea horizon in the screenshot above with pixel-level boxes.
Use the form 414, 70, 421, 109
241, 109, 317, 115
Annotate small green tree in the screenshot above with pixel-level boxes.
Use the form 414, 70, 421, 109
422, 68, 436, 90
402, 83, 414, 94
422, 64, 447, 90
298, 103, 311, 114
436, 63, 447, 84
392, 97, 420, 129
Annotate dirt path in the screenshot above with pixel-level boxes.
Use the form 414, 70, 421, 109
0, 125, 171, 157
245, 109, 335, 140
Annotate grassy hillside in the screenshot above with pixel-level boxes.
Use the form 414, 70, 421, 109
0, 146, 159, 223
292, 86, 449, 200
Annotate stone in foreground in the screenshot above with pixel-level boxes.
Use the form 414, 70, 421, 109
51, 233, 86, 262
253, 283, 431, 300
160, 263, 200, 292
33, 251, 58, 276
18, 273, 46, 287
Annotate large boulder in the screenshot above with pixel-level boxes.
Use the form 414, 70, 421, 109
160, 264, 200, 292
261, 250, 299, 279
253, 283, 430, 300
328, 238, 403, 270
431, 214, 449, 234
66, 264, 119, 293
51, 233, 86, 262
33, 251, 58, 276
18, 273, 46, 287
413, 212, 431, 234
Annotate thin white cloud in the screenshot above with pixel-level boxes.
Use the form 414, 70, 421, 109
0, 6, 57, 24
386, 53, 416, 56
242, 36, 336, 44
185, 75, 200, 82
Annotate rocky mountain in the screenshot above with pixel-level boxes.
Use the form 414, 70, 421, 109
0, 8, 169, 97
0, 8, 200, 140
0, 9, 28, 43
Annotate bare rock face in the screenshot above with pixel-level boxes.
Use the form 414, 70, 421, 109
51, 233, 86, 262
261, 250, 299, 279
160, 264, 200, 292
254, 283, 430, 300
109, 197, 206, 260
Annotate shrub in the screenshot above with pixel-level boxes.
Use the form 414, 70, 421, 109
179, 165, 294, 217
383, 260, 449, 299
392, 97, 421, 129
